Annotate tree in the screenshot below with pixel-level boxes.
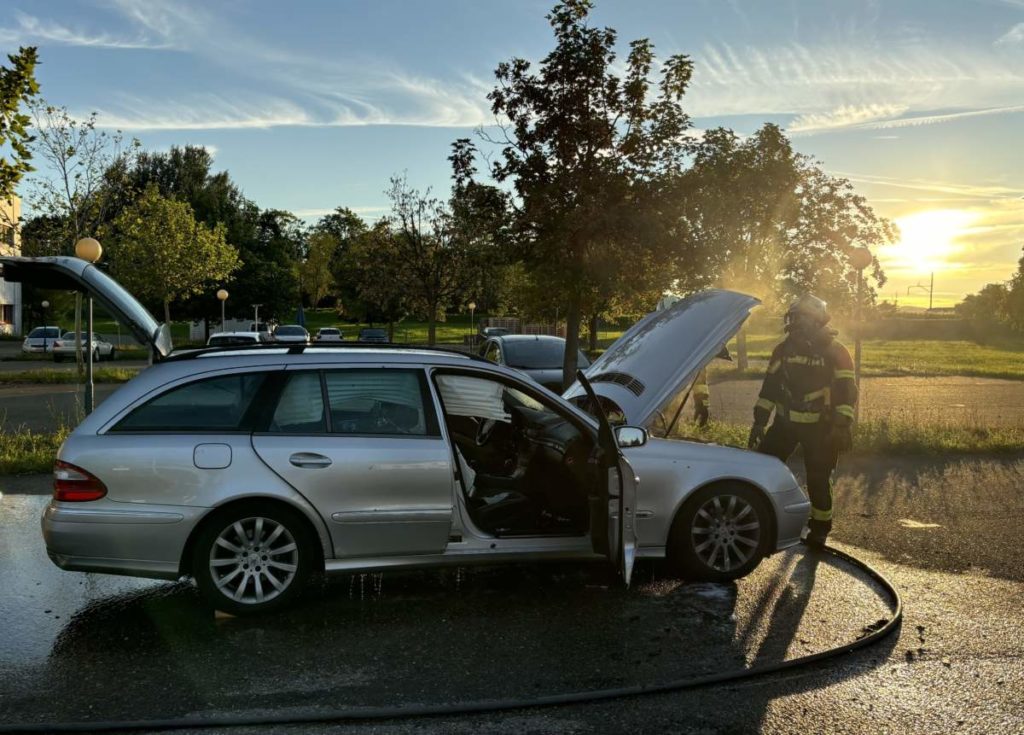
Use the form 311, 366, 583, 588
300, 230, 338, 308
340, 221, 409, 337
0, 46, 39, 209
386, 176, 475, 345
467, 0, 696, 387
111, 186, 240, 324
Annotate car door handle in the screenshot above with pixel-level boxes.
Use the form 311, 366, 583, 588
289, 452, 332, 469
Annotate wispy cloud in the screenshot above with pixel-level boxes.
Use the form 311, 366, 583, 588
789, 104, 908, 132
0, 11, 172, 49
832, 171, 1022, 201
996, 22, 1024, 45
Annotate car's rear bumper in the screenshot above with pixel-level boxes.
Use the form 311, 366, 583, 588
41, 501, 203, 580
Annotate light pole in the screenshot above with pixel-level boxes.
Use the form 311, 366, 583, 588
41, 300, 49, 352
468, 301, 477, 345
217, 289, 229, 333
75, 237, 103, 414
252, 303, 262, 332
849, 246, 873, 422
907, 272, 935, 312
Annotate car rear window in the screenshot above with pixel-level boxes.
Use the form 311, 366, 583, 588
319, 329, 340, 335
28, 327, 60, 338
360, 329, 386, 337
112, 373, 269, 432
324, 369, 437, 436
502, 340, 590, 370
208, 335, 258, 346
275, 326, 306, 336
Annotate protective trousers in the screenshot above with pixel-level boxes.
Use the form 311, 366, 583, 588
757, 418, 839, 537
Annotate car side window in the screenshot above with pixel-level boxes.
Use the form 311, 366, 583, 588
324, 369, 437, 436
270, 372, 327, 433
113, 373, 268, 432
484, 342, 501, 363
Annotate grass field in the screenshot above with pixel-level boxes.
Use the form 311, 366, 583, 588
0, 367, 140, 385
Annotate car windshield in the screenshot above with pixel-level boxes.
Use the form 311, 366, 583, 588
502, 340, 590, 370
275, 326, 306, 336
27, 327, 61, 338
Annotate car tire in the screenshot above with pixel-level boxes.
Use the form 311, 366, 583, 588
667, 483, 771, 582
192, 501, 316, 615
108, 347, 116, 361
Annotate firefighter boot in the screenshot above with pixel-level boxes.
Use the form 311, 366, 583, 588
805, 518, 831, 548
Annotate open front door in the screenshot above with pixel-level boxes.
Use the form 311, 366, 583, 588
577, 370, 638, 587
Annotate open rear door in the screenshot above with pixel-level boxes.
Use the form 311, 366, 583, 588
0, 256, 172, 360
577, 370, 638, 587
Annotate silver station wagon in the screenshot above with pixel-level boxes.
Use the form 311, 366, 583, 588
2, 257, 811, 615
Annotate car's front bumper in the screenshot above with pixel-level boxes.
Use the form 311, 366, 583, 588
41, 500, 205, 581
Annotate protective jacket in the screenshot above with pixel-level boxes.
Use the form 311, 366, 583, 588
753, 327, 858, 428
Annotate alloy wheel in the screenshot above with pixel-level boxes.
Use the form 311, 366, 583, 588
208, 516, 299, 604
690, 494, 761, 572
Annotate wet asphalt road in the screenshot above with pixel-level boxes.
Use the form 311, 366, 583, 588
2, 453, 1023, 735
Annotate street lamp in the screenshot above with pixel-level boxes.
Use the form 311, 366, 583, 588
40, 300, 50, 352
849, 246, 873, 422
75, 237, 103, 414
468, 301, 477, 344
217, 289, 229, 333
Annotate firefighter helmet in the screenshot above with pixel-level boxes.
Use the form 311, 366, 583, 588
785, 294, 830, 330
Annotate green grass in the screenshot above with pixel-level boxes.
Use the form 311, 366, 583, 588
726, 332, 1024, 381
669, 418, 1024, 456
0, 367, 140, 385
0, 425, 70, 474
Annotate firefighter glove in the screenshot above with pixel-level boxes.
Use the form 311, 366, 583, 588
747, 423, 766, 450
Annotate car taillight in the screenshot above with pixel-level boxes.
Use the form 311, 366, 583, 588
53, 460, 107, 501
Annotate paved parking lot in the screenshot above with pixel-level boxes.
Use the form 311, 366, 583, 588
1, 453, 1022, 734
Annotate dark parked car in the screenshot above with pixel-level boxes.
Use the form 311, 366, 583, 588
479, 334, 590, 392
358, 328, 389, 344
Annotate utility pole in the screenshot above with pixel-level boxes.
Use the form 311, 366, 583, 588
907, 273, 935, 312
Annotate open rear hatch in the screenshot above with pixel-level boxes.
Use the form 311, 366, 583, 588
0, 256, 173, 360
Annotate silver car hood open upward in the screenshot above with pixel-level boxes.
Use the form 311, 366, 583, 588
0, 256, 173, 359
563, 289, 760, 427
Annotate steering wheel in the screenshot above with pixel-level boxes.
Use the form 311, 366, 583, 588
475, 418, 497, 446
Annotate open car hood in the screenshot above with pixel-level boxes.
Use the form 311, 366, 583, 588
563, 289, 760, 428
0, 256, 173, 360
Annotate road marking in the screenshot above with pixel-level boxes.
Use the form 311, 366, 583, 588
898, 519, 942, 529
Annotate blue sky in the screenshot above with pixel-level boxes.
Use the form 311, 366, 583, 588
3, 0, 1023, 305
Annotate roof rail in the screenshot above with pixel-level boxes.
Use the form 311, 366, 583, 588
163, 341, 488, 363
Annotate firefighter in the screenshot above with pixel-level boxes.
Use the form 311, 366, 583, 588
746, 294, 858, 547
692, 367, 710, 427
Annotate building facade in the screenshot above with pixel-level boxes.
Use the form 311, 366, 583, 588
0, 197, 22, 336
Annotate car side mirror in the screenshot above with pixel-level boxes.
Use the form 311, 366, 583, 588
615, 426, 648, 448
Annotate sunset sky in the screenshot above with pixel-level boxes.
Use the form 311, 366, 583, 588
3, 0, 1022, 307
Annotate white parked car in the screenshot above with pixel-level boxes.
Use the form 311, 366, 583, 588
52, 332, 116, 362
315, 327, 344, 342
207, 332, 271, 347
21, 326, 62, 355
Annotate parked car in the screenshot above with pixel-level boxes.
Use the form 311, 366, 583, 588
479, 326, 511, 338
358, 327, 389, 343
21, 326, 61, 355
1, 256, 809, 616
272, 324, 309, 344
315, 327, 344, 342
480, 334, 591, 392
52, 332, 116, 362
207, 332, 270, 347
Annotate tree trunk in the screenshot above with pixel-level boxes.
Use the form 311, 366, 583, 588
561, 296, 582, 391
387, 321, 395, 343
163, 299, 171, 327
588, 313, 599, 354
427, 306, 437, 346
736, 327, 748, 372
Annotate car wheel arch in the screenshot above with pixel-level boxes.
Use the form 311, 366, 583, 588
178, 496, 328, 578
667, 478, 778, 558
